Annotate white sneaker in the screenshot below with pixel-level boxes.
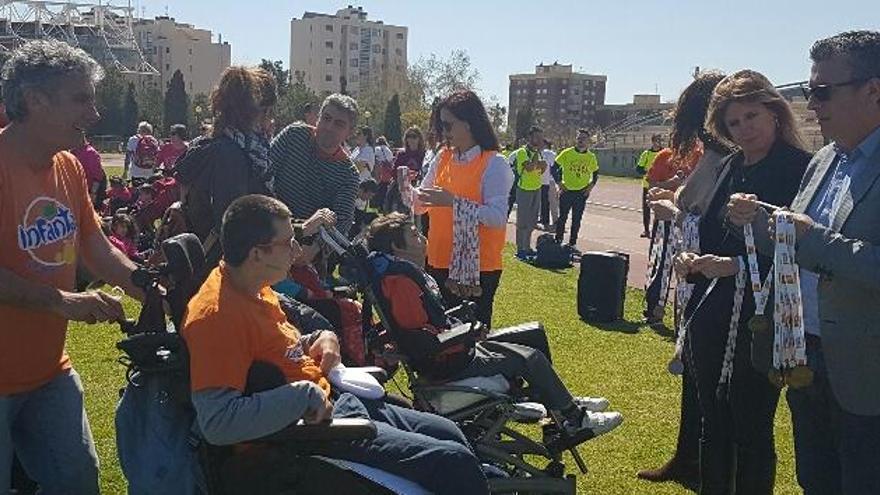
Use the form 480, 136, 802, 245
574, 396, 610, 412
565, 410, 623, 438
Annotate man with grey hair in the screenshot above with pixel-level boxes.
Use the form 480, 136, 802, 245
124, 120, 153, 179
0, 40, 144, 493
729, 30, 880, 494
270, 93, 359, 242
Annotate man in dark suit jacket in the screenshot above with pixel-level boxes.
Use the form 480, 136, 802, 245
729, 30, 880, 494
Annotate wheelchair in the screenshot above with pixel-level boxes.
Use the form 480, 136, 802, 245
114, 233, 435, 494
320, 226, 588, 494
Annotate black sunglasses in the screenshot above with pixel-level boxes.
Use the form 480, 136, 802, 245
439, 120, 454, 132
801, 78, 869, 102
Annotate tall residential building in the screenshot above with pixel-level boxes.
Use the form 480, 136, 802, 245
132, 16, 231, 98
509, 62, 607, 139
290, 6, 407, 98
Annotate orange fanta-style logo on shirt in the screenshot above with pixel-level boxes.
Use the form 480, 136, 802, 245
17, 196, 78, 267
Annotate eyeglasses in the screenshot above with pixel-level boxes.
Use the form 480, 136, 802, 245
258, 236, 298, 251
801, 78, 869, 102
439, 120, 454, 132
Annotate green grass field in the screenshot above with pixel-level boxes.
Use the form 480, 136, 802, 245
66, 248, 799, 494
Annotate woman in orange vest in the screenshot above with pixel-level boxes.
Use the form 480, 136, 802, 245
414, 90, 514, 327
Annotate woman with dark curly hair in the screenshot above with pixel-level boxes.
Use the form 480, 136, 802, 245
638, 71, 733, 488
414, 90, 513, 327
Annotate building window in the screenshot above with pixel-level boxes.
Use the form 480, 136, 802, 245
372, 45, 380, 54
325, 74, 333, 81
396, 32, 404, 39
350, 59, 359, 67
325, 58, 333, 65
395, 48, 402, 56
189, 65, 192, 72
188, 48, 192, 55
325, 24, 333, 32
350, 42, 358, 50
561, 88, 567, 94
350, 26, 359, 33
325, 41, 333, 48
165, 47, 170, 53
165, 63, 169, 70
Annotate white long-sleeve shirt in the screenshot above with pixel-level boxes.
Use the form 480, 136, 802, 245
415, 145, 514, 228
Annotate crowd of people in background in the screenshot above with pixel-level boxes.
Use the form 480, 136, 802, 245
1, 27, 879, 495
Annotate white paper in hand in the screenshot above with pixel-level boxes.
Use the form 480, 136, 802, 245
327, 365, 385, 399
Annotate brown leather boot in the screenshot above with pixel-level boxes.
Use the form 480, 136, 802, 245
637, 458, 699, 488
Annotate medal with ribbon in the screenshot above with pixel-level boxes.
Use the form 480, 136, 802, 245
769, 211, 812, 388
743, 223, 773, 335
668, 214, 700, 375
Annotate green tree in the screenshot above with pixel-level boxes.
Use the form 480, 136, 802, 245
408, 49, 480, 105
274, 72, 319, 129
94, 66, 126, 135
514, 107, 535, 144
259, 59, 290, 96
383, 93, 402, 146
136, 84, 164, 133
189, 92, 210, 128
120, 83, 139, 137
163, 70, 189, 132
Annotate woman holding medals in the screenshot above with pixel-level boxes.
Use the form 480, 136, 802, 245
675, 70, 811, 494
638, 71, 733, 488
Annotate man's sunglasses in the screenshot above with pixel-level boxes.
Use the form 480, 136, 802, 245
801, 78, 869, 102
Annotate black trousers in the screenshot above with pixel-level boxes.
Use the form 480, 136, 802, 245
685, 282, 780, 495
427, 267, 502, 329
540, 184, 551, 226
555, 190, 587, 244
641, 187, 651, 234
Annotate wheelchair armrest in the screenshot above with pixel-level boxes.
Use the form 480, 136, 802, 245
347, 366, 388, 383
444, 301, 477, 321
259, 418, 377, 444
436, 323, 476, 349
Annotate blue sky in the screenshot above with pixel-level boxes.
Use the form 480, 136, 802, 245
134, 0, 876, 105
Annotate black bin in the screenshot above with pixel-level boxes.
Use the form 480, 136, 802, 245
578, 251, 629, 322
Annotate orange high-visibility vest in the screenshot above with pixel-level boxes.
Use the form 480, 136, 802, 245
426, 148, 505, 271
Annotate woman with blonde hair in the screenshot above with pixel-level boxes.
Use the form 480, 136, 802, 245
676, 69, 812, 494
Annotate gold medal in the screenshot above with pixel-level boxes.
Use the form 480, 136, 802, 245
786, 365, 814, 389
748, 315, 771, 334
768, 368, 785, 388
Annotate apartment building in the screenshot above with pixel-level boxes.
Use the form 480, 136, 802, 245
133, 16, 231, 97
290, 5, 407, 97
509, 62, 608, 137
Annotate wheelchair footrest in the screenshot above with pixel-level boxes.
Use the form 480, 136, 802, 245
510, 402, 547, 423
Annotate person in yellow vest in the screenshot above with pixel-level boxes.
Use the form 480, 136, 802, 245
510, 126, 548, 259
414, 90, 513, 327
636, 134, 665, 237
552, 129, 600, 249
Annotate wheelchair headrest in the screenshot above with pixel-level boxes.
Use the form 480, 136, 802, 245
161, 233, 205, 284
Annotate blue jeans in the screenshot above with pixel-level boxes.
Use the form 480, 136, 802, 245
1, 369, 99, 494
319, 393, 489, 494
787, 336, 880, 495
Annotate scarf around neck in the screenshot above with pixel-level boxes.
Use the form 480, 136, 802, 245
223, 127, 274, 194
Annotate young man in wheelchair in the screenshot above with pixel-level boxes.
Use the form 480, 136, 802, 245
363, 213, 623, 446
182, 194, 489, 494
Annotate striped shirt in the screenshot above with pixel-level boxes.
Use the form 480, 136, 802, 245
270, 124, 359, 234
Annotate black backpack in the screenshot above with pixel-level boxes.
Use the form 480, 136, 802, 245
534, 234, 573, 269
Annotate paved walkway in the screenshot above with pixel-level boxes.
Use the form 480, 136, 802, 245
507, 179, 651, 288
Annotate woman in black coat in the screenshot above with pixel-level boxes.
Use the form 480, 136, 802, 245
677, 70, 812, 495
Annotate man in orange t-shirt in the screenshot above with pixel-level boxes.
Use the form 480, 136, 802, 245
0, 41, 143, 493
182, 194, 488, 494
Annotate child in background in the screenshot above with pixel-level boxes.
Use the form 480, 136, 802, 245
108, 213, 143, 262
105, 176, 133, 215
352, 178, 379, 238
